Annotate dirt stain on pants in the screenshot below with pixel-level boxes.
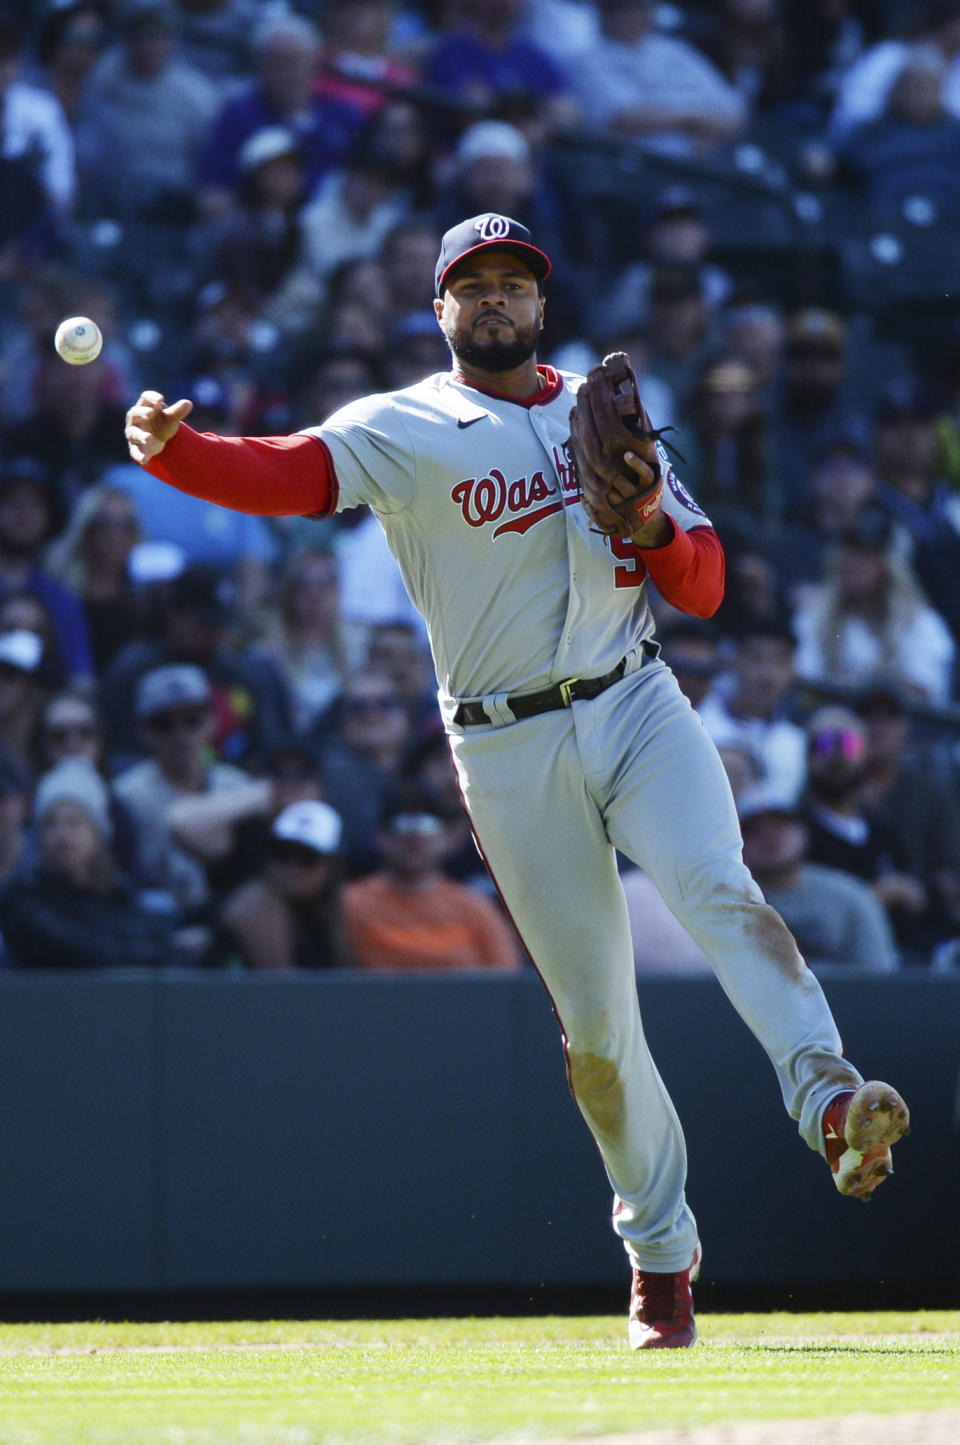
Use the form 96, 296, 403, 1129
568, 1049, 626, 1142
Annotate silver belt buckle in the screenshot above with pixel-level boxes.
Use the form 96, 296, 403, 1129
559, 676, 581, 707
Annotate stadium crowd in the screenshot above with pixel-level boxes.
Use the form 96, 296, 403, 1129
1, 0, 960, 973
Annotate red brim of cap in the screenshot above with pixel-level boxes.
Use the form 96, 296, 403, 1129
437, 240, 552, 295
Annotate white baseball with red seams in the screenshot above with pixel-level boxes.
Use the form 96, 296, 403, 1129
306, 365, 865, 1276
54, 316, 103, 365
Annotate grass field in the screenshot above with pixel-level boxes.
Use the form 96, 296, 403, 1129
0, 1311, 957, 1445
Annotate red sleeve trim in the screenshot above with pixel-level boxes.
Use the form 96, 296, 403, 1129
143, 425, 338, 517
640, 523, 725, 618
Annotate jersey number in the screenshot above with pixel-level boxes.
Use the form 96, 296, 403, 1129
610, 536, 648, 588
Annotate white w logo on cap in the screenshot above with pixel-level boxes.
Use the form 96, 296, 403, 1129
475, 215, 511, 240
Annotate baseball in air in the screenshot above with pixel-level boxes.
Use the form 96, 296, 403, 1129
54, 316, 103, 365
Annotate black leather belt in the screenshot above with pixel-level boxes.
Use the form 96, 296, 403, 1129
453, 648, 655, 727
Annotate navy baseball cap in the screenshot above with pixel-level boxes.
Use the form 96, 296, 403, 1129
435, 213, 551, 297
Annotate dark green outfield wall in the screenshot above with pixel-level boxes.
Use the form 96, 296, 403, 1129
0, 971, 956, 1297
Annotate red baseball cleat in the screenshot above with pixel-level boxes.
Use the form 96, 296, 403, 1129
628, 1246, 700, 1349
823, 1080, 910, 1200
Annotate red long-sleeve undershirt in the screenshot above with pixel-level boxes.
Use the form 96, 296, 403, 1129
143, 423, 725, 616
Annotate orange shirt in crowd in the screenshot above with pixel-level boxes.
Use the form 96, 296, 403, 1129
342, 874, 524, 972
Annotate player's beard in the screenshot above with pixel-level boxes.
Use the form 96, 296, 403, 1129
443, 312, 542, 373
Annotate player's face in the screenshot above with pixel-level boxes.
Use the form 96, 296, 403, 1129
434, 252, 544, 373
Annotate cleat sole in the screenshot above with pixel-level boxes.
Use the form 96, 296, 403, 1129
832, 1082, 910, 1199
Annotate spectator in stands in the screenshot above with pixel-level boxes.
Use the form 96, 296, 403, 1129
710, 514, 794, 642
768, 306, 871, 519
717, 738, 765, 803
719, 286, 785, 394
591, 187, 733, 344
0, 344, 132, 504
0, 751, 30, 899
573, 0, 746, 157
791, 503, 956, 705
871, 378, 960, 648
519, 0, 600, 66
311, 669, 415, 877
434, 117, 565, 256
697, 619, 807, 803
343, 782, 523, 971
0, 589, 67, 692
315, 0, 419, 124
289, 347, 385, 435
835, 42, 960, 222
801, 703, 930, 948
112, 662, 251, 922
0, 756, 192, 970
299, 110, 422, 289
282, 349, 427, 650
167, 736, 326, 906
692, 0, 790, 114
400, 726, 482, 887
196, 10, 360, 222
366, 618, 439, 733
765, 432, 878, 613
856, 681, 960, 962
98, 562, 294, 769
34, 686, 140, 874
381, 314, 451, 390
0, 4, 77, 217
738, 783, 899, 973
35, 687, 100, 771
103, 378, 280, 615
198, 126, 325, 343
829, 0, 960, 143
677, 353, 776, 529
656, 619, 723, 712
34, 1, 109, 129
171, 0, 264, 94
0, 457, 93, 684
422, 0, 579, 149
643, 263, 719, 411
217, 798, 352, 970
74, 0, 219, 220
249, 546, 363, 734
776, 0, 870, 133
376, 218, 442, 338
328, 92, 434, 216
44, 479, 144, 675
0, 268, 137, 428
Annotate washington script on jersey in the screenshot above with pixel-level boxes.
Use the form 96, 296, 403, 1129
451, 444, 578, 536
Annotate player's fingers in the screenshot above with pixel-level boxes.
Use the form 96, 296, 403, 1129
133, 390, 169, 418
125, 423, 161, 459
163, 398, 193, 424
623, 451, 658, 487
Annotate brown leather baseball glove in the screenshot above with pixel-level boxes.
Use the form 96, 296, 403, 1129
568, 351, 678, 538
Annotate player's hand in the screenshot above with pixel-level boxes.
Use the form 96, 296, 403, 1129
125, 390, 194, 464
622, 449, 672, 547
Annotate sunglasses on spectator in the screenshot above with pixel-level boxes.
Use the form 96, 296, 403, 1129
45, 720, 97, 742
811, 728, 865, 760
145, 708, 209, 734
270, 840, 332, 866
386, 813, 445, 836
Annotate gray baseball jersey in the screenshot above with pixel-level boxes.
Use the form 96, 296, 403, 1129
306, 369, 708, 725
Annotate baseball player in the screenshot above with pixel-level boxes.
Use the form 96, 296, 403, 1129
125, 213, 909, 1349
